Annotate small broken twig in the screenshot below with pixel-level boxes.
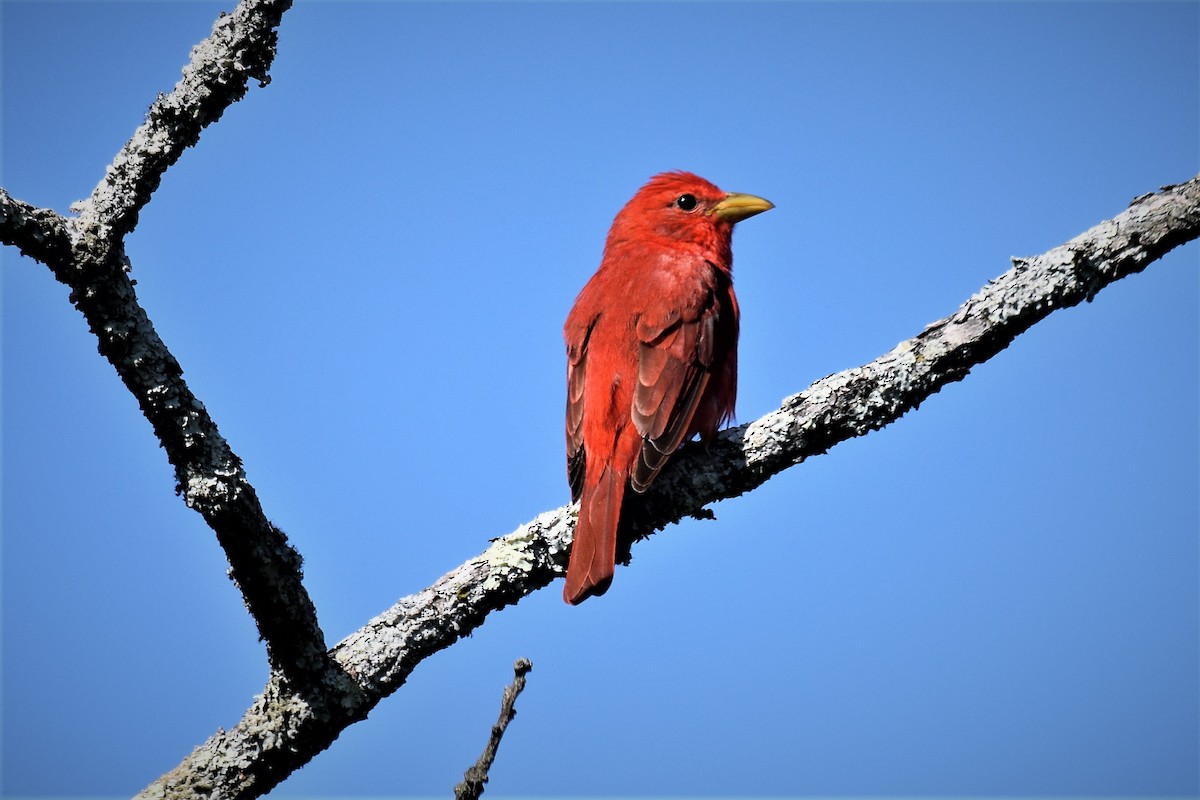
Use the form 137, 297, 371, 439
454, 658, 534, 800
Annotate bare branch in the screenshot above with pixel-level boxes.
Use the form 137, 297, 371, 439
73, 0, 292, 240
0, 189, 73, 266
0, 0, 324, 680
455, 659, 535, 800
141, 176, 1200, 799
57, 234, 329, 677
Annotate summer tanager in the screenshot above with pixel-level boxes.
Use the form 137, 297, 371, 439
563, 171, 773, 604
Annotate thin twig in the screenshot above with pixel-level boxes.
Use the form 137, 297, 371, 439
455, 659, 534, 800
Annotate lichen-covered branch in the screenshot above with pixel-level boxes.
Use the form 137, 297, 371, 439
72, 0, 292, 240
0, 188, 73, 264
642, 176, 1200, 521
141, 177, 1199, 800
59, 231, 330, 677
141, 663, 369, 800
1, 0, 325, 680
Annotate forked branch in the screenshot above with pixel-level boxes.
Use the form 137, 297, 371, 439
0, 0, 327, 680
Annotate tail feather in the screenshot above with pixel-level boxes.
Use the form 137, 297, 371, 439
563, 465, 623, 605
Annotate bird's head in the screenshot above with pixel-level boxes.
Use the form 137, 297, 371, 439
605, 171, 773, 264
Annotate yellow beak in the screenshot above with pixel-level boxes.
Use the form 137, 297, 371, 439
710, 192, 774, 223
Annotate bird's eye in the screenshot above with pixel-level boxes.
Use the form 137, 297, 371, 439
674, 193, 698, 211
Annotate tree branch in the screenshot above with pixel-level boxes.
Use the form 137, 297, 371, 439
72, 0, 292, 240
0, 188, 73, 265
455, 659, 534, 800
140, 175, 1200, 799
642, 177, 1200, 523
62, 234, 332, 681
1, 0, 326, 681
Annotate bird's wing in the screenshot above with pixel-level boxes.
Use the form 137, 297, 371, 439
565, 316, 595, 503
629, 279, 720, 493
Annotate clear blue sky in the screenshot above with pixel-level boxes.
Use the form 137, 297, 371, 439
3, 2, 1197, 797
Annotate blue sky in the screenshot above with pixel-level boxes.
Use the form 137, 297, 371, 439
2, 1, 1197, 797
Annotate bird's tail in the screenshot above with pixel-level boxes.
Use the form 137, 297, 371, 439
563, 464, 624, 605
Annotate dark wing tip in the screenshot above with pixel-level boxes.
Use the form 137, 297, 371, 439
567, 447, 586, 502
563, 574, 612, 605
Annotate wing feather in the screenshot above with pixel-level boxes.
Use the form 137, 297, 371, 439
630, 300, 719, 493
565, 317, 596, 502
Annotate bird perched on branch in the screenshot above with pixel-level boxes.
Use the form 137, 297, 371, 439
562, 171, 773, 604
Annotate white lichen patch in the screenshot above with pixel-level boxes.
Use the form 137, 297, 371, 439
479, 528, 538, 590
185, 474, 229, 508
741, 411, 790, 464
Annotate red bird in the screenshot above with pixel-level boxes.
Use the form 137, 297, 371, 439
562, 172, 773, 604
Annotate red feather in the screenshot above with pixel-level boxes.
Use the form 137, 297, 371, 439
562, 172, 772, 604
